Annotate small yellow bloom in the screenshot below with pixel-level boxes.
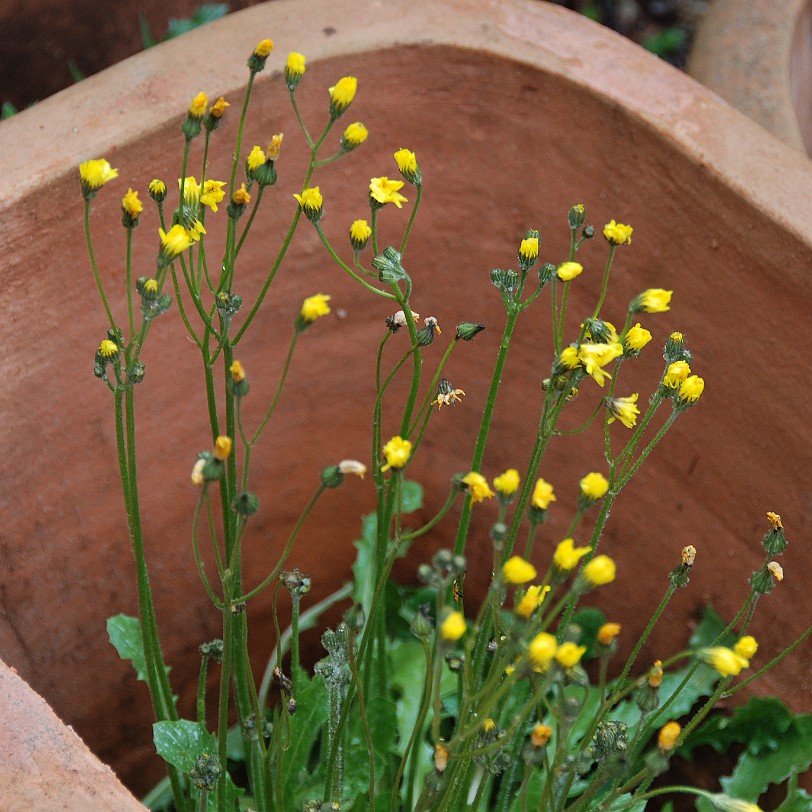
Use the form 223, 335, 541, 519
329, 76, 357, 113
254, 39, 274, 58
121, 188, 142, 218
434, 743, 449, 772
230, 360, 246, 382
502, 556, 537, 585
528, 632, 558, 670
597, 622, 621, 646
658, 721, 681, 752
286, 51, 306, 77
293, 186, 324, 218
531, 478, 556, 510
369, 176, 408, 208
247, 146, 266, 173
79, 158, 118, 191
394, 148, 420, 183
342, 121, 369, 147
558, 346, 581, 370
440, 611, 466, 641
208, 97, 229, 118
555, 642, 586, 669
213, 435, 232, 461
557, 261, 583, 281
300, 293, 331, 323
635, 288, 672, 313
766, 511, 782, 529
553, 538, 592, 572
519, 237, 539, 260
189, 92, 208, 118
530, 723, 552, 747
649, 659, 664, 687
768, 561, 783, 581
624, 322, 652, 352
663, 361, 691, 388
267, 133, 284, 161
580, 472, 609, 501
98, 339, 119, 358
682, 545, 697, 566
603, 219, 633, 245
493, 469, 520, 497
699, 647, 749, 677
678, 375, 704, 403
350, 219, 372, 250
734, 636, 758, 661
607, 393, 640, 428
148, 178, 167, 201
200, 179, 226, 212
483, 718, 496, 733
515, 584, 549, 619
578, 342, 624, 387
143, 279, 159, 295
159, 224, 194, 258
462, 472, 495, 503
381, 436, 412, 472
338, 459, 367, 479
232, 184, 251, 206
581, 555, 616, 587
188, 219, 206, 242
706, 795, 763, 812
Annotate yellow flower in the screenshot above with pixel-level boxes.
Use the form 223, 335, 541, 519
200, 179, 227, 212
142, 279, 159, 296
369, 176, 408, 208
247, 146, 266, 173
528, 632, 558, 670
706, 795, 763, 812
678, 375, 704, 404
531, 477, 556, 510
607, 393, 640, 428
502, 556, 537, 585
699, 647, 749, 677
580, 472, 609, 501
213, 435, 232, 461
558, 346, 581, 370
350, 219, 372, 250
657, 721, 681, 752
581, 555, 616, 587
394, 148, 420, 184
434, 743, 449, 772
267, 133, 284, 160
293, 186, 324, 220
285, 51, 306, 83
342, 121, 369, 148
597, 622, 621, 646
188, 219, 206, 242
121, 188, 143, 218
381, 436, 412, 472
577, 342, 623, 387
603, 219, 633, 245
553, 538, 592, 572
462, 472, 495, 503
159, 224, 194, 258
519, 237, 539, 260
624, 322, 652, 352
557, 261, 583, 281
531, 723, 552, 747
663, 361, 691, 388
493, 469, 520, 497
555, 642, 586, 669
329, 76, 357, 113
253, 39, 274, 58
649, 660, 664, 687
189, 92, 208, 118
79, 158, 118, 192
208, 96, 229, 118
232, 184, 251, 206
483, 718, 496, 733
230, 360, 246, 382
300, 293, 331, 322
148, 178, 167, 201
98, 339, 119, 358
440, 611, 466, 641
734, 636, 758, 660
768, 561, 784, 581
515, 585, 549, 619
766, 511, 782, 529
682, 545, 697, 566
634, 288, 672, 313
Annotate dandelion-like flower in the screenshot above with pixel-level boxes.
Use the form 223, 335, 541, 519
531, 478, 556, 510
188, 92, 208, 118
369, 176, 408, 209
663, 361, 691, 388
300, 293, 331, 323
553, 538, 592, 572
579, 555, 616, 588
329, 76, 357, 116
624, 322, 652, 353
528, 632, 558, 671
440, 611, 466, 641
519, 237, 539, 261
381, 436, 412, 472
213, 436, 232, 461
462, 472, 494, 503
159, 224, 194, 259
658, 721, 681, 752
557, 261, 583, 281
98, 339, 119, 359
231, 184, 251, 207
148, 178, 167, 202
121, 188, 143, 219
515, 585, 549, 619
502, 556, 537, 584
531, 724, 553, 747
350, 219, 372, 250
578, 342, 623, 386
394, 148, 421, 185
341, 122, 368, 151
285, 52, 306, 88
208, 96, 229, 119
734, 635, 758, 660
293, 186, 324, 222
632, 288, 672, 313
493, 469, 520, 498
603, 219, 633, 245
579, 472, 609, 502
677, 375, 704, 405
597, 623, 621, 646
699, 647, 749, 677
556, 642, 586, 669
248, 39, 274, 73
79, 159, 118, 197
706, 795, 763, 812
607, 393, 640, 428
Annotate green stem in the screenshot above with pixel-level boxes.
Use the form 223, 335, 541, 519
84, 200, 117, 332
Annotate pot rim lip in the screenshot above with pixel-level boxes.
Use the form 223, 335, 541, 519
2, 0, 812, 243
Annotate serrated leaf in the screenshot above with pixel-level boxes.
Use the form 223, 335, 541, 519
153, 719, 216, 773
107, 614, 148, 682
776, 786, 812, 812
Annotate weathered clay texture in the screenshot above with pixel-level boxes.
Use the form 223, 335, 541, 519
0, 0, 810, 796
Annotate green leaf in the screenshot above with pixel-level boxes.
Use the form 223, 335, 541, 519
399, 479, 424, 514
689, 605, 731, 648
372, 246, 408, 283
352, 513, 378, 619
777, 786, 812, 812
164, 4, 230, 40
570, 607, 606, 658
107, 614, 148, 682
153, 719, 216, 773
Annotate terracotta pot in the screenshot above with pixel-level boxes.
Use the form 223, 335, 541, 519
688, 0, 812, 154
1, 0, 811, 802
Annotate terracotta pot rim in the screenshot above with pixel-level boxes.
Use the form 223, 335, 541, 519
3, 0, 812, 245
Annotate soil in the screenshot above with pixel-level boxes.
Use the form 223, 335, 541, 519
0, 0, 711, 112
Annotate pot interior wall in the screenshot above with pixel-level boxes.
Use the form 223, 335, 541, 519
2, 43, 811, 793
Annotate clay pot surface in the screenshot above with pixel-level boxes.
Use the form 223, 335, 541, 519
1, 0, 811, 797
